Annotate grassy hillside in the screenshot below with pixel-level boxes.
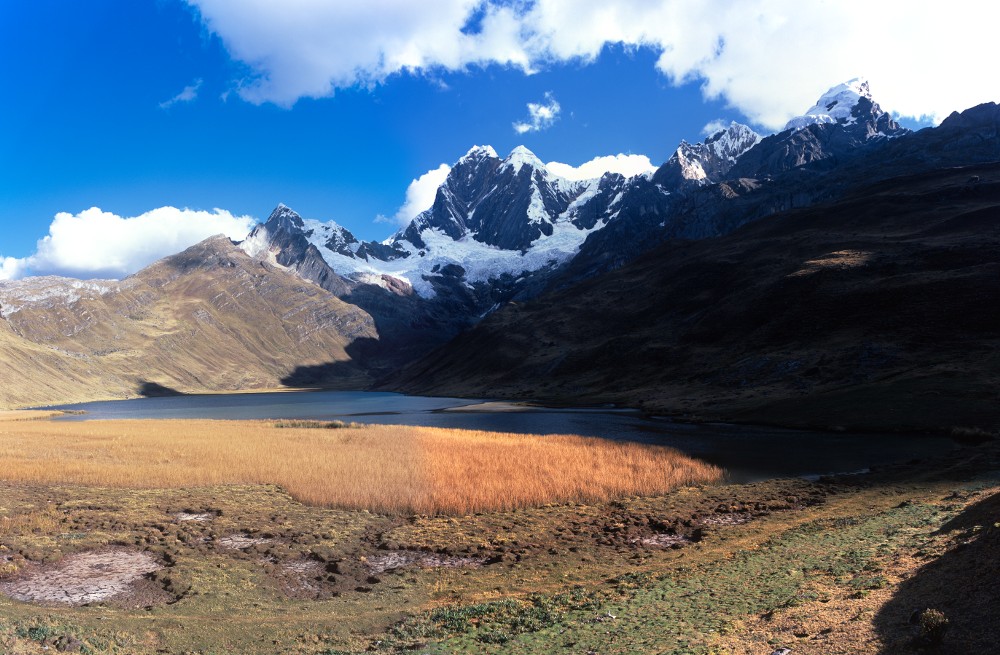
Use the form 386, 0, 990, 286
0, 236, 376, 409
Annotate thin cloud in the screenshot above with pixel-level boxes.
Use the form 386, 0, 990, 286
701, 119, 729, 137
187, 0, 998, 128
159, 78, 203, 109
513, 93, 561, 134
2, 206, 256, 280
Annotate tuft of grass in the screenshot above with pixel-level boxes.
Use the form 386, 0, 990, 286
273, 419, 357, 429
0, 418, 722, 514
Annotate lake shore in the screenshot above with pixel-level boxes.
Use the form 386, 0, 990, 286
0, 415, 996, 654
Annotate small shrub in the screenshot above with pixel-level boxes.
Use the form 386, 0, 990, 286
919, 608, 949, 645
273, 419, 356, 429
949, 426, 994, 445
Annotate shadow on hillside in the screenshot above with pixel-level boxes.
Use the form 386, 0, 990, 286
280, 337, 381, 388
137, 381, 184, 397
874, 489, 1000, 654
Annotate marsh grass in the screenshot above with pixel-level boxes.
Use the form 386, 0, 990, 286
0, 418, 721, 514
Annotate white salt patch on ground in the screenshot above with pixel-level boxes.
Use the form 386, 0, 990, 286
217, 534, 273, 549
175, 512, 214, 522
0, 549, 160, 605
367, 550, 487, 575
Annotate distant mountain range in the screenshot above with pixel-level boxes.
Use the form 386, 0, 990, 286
3, 79, 1000, 431
233, 79, 916, 371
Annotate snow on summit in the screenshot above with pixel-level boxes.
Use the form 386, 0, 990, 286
784, 78, 873, 131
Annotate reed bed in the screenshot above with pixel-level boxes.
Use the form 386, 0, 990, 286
0, 418, 722, 514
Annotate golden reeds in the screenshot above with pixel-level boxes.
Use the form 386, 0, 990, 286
0, 418, 721, 514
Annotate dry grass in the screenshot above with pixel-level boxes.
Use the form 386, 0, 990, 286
0, 410, 68, 421
0, 418, 721, 514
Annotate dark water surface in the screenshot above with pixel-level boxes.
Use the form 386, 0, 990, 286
44, 390, 954, 483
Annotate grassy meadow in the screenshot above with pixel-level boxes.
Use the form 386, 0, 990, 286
0, 412, 996, 654
0, 416, 721, 514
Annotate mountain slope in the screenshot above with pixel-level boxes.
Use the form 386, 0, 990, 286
386, 153, 1000, 433
0, 236, 376, 408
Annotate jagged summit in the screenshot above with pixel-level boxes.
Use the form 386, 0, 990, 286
784, 78, 894, 133
459, 145, 499, 162
266, 203, 305, 229
654, 121, 761, 187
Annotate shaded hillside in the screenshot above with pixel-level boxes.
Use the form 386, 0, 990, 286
0, 236, 375, 408
388, 163, 1000, 433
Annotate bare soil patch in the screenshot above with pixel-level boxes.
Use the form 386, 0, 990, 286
0, 548, 163, 606
366, 550, 488, 575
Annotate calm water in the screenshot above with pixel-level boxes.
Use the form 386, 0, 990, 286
44, 390, 954, 483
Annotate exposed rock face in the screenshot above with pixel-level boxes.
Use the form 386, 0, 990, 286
653, 122, 761, 188
236, 146, 650, 373
241, 205, 355, 296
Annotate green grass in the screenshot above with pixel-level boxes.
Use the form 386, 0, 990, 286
371, 499, 950, 654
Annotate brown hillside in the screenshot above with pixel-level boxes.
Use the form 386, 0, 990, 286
0, 236, 375, 409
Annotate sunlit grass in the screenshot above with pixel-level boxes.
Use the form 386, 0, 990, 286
0, 418, 722, 514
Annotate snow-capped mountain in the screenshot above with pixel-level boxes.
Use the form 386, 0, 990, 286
242, 145, 640, 300
728, 79, 909, 179
653, 122, 761, 187
785, 77, 899, 138
237, 79, 928, 374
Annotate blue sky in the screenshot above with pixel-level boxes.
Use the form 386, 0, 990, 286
1, 1, 992, 279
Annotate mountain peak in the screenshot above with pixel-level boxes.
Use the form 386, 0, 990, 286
459, 145, 499, 163
266, 203, 305, 229
503, 145, 544, 174
656, 122, 761, 186
784, 78, 878, 131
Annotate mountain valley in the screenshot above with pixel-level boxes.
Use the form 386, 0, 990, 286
3, 80, 1000, 435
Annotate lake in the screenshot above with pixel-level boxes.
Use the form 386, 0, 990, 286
44, 390, 955, 483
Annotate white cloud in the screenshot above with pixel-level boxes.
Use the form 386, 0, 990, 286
546, 153, 656, 181
701, 119, 728, 137
188, 0, 999, 128
394, 163, 452, 225
159, 78, 203, 109
187, 0, 528, 106
513, 92, 561, 134
3, 207, 257, 280
0, 257, 28, 281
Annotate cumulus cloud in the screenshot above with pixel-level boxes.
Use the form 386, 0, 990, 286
0, 257, 27, 282
513, 93, 561, 134
394, 163, 452, 225
546, 154, 656, 181
159, 78, 203, 109
2, 207, 257, 280
187, 0, 529, 106
188, 0, 998, 128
